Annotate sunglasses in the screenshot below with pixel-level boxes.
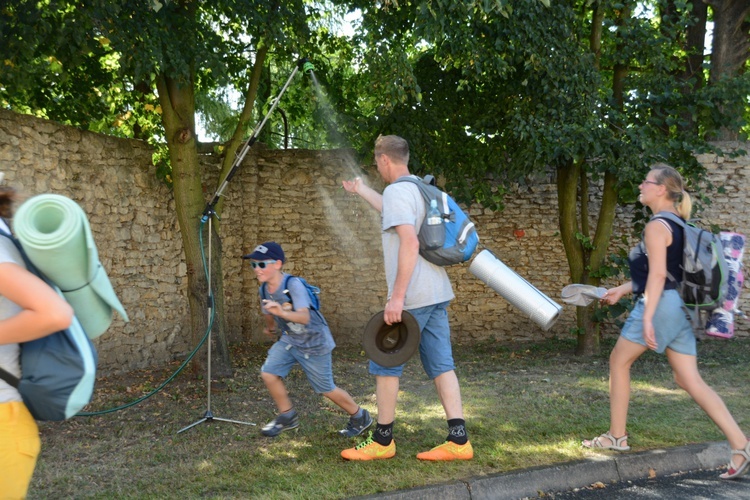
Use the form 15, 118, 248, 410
250, 260, 277, 269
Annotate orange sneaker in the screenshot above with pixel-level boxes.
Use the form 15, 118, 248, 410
341, 432, 396, 461
416, 440, 474, 461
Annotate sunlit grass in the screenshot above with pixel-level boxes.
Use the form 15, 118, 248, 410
28, 335, 750, 499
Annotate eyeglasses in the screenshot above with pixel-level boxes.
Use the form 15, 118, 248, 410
642, 180, 660, 186
250, 260, 277, 269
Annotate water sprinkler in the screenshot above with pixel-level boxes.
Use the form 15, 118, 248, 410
298, 57, 315, 75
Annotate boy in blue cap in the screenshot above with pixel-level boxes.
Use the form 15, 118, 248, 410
244, 241, 372, 438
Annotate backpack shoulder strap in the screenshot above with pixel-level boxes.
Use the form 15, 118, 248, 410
0, 224, 24, 389
393, 175, 439, 203
393, 175, 422, 188
0, 224, 40, 275
260, 274, 292, 301
651, 211, 685, 284
652, 211, 685, 228
0, 366, 20, 388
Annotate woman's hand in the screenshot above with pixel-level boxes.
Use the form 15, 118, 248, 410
643, 319, 658, 350
600, 284, 630, 305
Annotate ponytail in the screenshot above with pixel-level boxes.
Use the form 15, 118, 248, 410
676, 190, 692, 220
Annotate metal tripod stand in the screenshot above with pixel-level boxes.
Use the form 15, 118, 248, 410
177, 212, 256, 433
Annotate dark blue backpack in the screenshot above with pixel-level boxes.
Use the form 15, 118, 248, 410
394, 176, 479, 266
0, 228, 97, 421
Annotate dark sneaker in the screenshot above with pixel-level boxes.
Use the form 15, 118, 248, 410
338, 408, 373, 438
261, 412, 300, 437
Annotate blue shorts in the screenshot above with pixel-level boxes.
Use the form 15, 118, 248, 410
369, 301, 455, 379
261, 341, 336, 394
620, 289, 696, 356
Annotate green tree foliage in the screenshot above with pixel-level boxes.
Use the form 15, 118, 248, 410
0, 0, 334, 373
2, 0, 748, 358
327, 0, 749, 354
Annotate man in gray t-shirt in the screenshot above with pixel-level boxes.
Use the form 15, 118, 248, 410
341, 135, 473, 462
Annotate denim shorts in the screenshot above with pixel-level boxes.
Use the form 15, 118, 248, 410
620, 289, 696, 356
261, 341, 336, 394
369, 301, 455, 379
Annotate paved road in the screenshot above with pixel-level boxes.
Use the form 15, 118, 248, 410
361, 441, 748, 500
542, 467, 750, 499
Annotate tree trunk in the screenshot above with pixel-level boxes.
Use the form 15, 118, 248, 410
557, 159, 584, 283
576, 307, 601, 356
706, 0, 750, 140
558, 158, 600, 355
156, 72, 233, 377
663, 0, 708, 134
682, 0, 708, 86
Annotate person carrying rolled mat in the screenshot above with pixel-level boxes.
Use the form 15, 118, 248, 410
583, 163, 749, 480
341, 135, 473, 461
246, 241, 372, 439
0, 179, 74, 498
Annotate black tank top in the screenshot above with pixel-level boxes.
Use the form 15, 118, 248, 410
628, 215, 684, 295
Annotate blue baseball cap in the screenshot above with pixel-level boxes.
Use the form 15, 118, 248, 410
243, 241, 285, 263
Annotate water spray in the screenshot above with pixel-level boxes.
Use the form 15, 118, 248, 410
202, 56, 314, 219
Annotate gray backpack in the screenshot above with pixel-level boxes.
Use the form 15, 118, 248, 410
654, 212, 729, 321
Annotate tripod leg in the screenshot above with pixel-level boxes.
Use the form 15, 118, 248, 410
177, 216, 255, 433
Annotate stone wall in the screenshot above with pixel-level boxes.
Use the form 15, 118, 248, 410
1, 109, 748, 373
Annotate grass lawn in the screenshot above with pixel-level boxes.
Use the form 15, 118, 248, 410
30, 334, 750, 499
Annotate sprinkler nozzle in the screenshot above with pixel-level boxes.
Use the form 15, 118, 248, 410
298, 57, 314, 75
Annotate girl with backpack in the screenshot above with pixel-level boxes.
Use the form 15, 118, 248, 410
582, 164, 749, 480
0, 180, 74, 498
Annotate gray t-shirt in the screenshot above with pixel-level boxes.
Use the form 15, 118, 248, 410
260, 273, 336, 356
381, 178, 454, 309
0, 220, 23, 403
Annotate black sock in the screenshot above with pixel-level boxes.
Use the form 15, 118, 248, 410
447, 418, 468, 445
373, 422, 393, 446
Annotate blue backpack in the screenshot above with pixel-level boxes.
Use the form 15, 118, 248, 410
394, 176, 479, 266
0, 228, 97, 421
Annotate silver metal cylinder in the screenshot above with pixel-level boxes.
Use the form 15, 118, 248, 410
469, 249, 562, 331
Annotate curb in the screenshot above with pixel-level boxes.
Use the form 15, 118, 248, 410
356, 441, 730, 500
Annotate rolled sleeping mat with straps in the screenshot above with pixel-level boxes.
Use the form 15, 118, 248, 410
13, 194, 129, 339
469, 249, 562, 331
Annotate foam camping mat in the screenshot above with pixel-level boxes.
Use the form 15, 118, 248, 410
14, 194, 128, 339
